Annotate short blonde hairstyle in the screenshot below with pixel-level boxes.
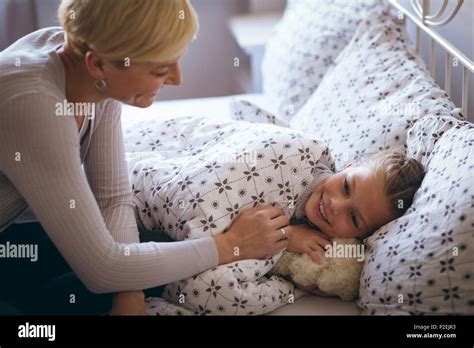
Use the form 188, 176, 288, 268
355, 150, 425, 219
58, 0, 198, 63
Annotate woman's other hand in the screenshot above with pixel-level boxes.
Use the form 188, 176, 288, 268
286, 224, 331, 263
109, 291, 146, 316
213, 205, 291, 264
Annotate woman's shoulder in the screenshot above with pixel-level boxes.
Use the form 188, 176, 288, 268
0, 27, 65, 106
1, 27, 64, 61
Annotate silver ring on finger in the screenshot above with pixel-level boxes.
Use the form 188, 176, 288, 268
280, 227, 287, 240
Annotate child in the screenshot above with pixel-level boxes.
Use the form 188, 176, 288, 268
286, 150, 425, 263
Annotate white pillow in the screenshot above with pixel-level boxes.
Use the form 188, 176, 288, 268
359, 119, 474, 315
262, 0, 385, 122
228, 99, 289, 127
289, 9, 460, 170
406, 114, 462, 167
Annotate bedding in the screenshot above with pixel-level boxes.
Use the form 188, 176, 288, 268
288, 7, 462, 170
122, 99, 361, 315
262, 0, 385, 121
269, 293, 360, 315
229, 99, 289, 127
123, 112, 335, 315
359, 118, 474, 315
119, 0, 473, 317
282, 6, 473, 315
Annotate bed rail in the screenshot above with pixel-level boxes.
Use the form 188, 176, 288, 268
389, 0, 473, 116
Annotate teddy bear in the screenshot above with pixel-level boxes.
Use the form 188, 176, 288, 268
271, 237, 365, 301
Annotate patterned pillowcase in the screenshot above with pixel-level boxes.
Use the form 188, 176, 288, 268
359, 120, 474, 315
261, 0, 385, 122
289, 9, 462, 170
229, 99, 289, 127
406, 114, 462, 168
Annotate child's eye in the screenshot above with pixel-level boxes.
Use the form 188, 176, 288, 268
351, 211, 358, 228
344, 178, 350, 195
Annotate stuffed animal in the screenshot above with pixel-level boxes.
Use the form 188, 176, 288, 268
271, 238, 365, 301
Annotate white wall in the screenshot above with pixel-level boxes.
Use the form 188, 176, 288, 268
399, 0, 474, 122
156, 0, 250, 101
249, 0, 286, 12
34, 0, 60, 28
160, 0, 288, 101
0, 0, 37, 50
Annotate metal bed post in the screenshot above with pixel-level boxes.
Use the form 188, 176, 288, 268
391, 0, 473, 116
445, 52, 452, 96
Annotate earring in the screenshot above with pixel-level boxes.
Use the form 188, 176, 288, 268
94, 79, 107, 93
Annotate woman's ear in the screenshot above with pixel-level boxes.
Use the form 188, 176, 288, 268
84, 51, 105, 79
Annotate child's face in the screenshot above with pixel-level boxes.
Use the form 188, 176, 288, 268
304, 165, 394, 239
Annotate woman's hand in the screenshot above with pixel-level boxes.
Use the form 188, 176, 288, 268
213, 205, 291, 264
109, 291, 146, 316
287, 224, 331, 263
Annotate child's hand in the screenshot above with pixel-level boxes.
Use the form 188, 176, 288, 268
287, 224, 331, 263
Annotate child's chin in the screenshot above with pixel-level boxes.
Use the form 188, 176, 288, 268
305, 215, 321, 231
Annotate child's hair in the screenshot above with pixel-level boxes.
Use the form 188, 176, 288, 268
354, 150, 425, 219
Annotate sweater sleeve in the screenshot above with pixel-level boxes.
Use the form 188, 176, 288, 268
0, 94, 219, 293
83, 101, 139, 244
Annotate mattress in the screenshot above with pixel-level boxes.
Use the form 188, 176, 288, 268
121, 93, 362, 316
121, 93, 273, 123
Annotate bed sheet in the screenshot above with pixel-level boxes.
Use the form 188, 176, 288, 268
121, 93, 361, 316
122, 93, 273, 125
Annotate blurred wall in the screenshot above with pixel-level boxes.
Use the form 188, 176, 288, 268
156, 0, 250, 101
0, 0, 38, 50
249, 0, 286, 12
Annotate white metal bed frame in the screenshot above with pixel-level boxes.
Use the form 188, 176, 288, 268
389, 0, 473, 117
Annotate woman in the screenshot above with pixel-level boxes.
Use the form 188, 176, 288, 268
0, 0, 296, 315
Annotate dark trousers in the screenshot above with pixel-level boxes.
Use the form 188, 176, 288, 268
0, 222, 165, 315
0, 223, 113, 315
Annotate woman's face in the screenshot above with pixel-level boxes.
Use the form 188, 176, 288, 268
100, 54, 183, 108
304, 166, 394, 239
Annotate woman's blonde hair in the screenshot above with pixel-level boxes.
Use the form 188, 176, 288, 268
355, 150, 425, 219
58, 0, 198, 63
